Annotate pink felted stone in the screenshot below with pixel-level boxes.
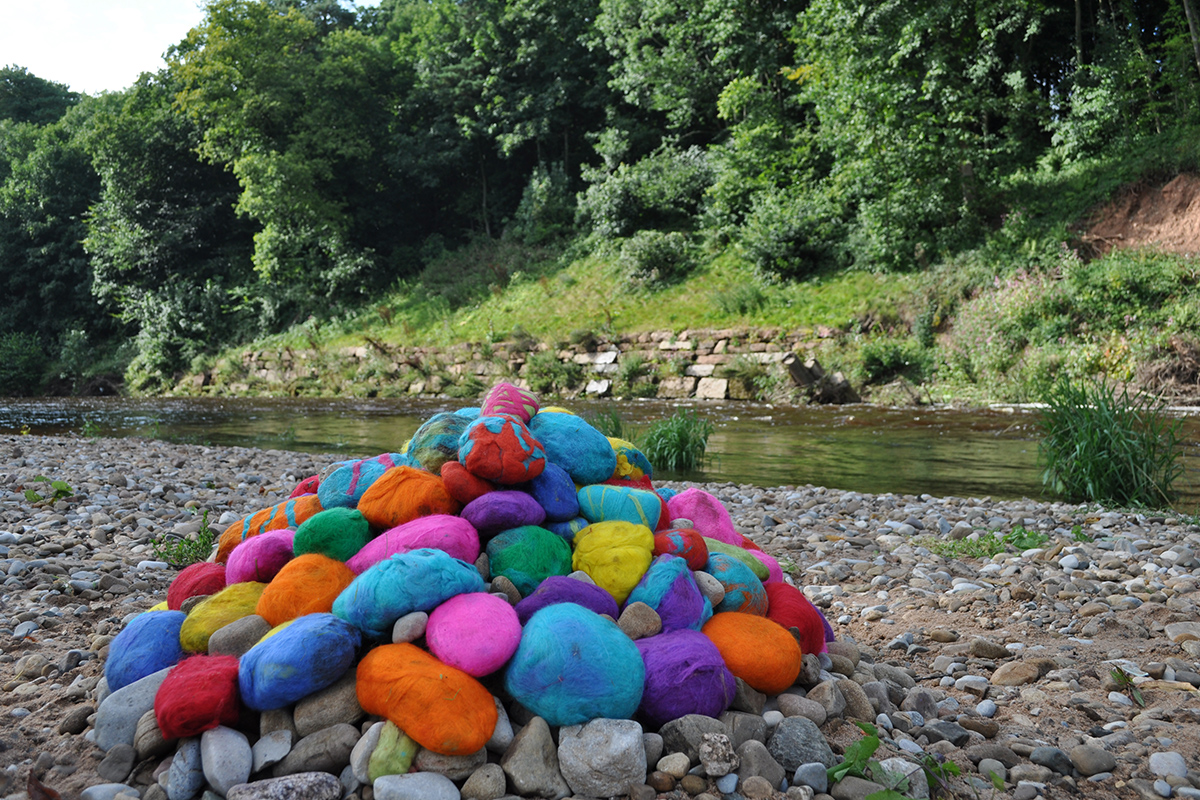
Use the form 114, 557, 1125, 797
666, 488, 742, 546
426, 593, 522, 676
481, 382, 540, 423
225, 529, 296, 585
346, 515, 480, 574
748, 549, 784, 583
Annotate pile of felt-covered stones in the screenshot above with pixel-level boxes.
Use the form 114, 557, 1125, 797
99, 382, 833, 790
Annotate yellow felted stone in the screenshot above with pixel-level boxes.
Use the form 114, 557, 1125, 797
179, 582, 268, 653
571, 520, 655, 605
148, 601, 169, 612
538, 407, 575, 415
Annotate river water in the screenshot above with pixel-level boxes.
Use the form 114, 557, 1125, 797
2, 397, 1199, 508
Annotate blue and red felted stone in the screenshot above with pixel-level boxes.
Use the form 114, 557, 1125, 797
652, 528, 709, 570
705, 552, 768, 615
458, 415, 546, 485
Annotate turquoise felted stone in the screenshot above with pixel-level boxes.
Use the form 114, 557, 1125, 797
577, 484, 662, 529
238, 613, 361, 710
105, 610, 187, 692
293, 507, 374, 562
458, 415, 547, 485
527, 412, 616, 486
702, 537, 770, 581
705, 552, 768, 615
527, 461, 579, 522
318, 453, 414, 509
408, 412, 470, 473
626, 554, 712, 632
333, 548, 485, 639
505, 603, 645, 726
485, 525, 573, 597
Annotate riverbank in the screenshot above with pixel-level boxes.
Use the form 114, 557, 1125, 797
3, 434, 1200, 800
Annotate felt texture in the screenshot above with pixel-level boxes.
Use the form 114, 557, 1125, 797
167, 562, 227, 611
154, 654, 241, 740
702, 537, 770, 580
577, 485, 662, 530
215, 494, 322, 563
514, 574, 621, 624
254, 553, 356, 627
764, 582, 828, 655
318, 453, 412, 509
333, 548, 485, 639
748, 549, 784, 583
346, 515, 480, 574
179, 582, 267, 653
368, 722, 419, 782
426, 593, 521, 676
238, 613, 361, 711
526, 461, 579, 522
505, 603, 645, 726
705, 552, 768, 615
544, 517, 590, 542
440, 460, 496, 505
571, 520, 654, 605
528, 412, 616, 486
458, 415, 547, 485
356, 643, 498, 756
656, 487, 678, 503
409, 412, 470, 473
702, 612, 802, 694
105, 610, 187, 692
485, 525, 573, 597
625, 554, 712, 632
652, 528, 709, 570
289, 475, 320, 498
293, 507, 373, 563
608, 437, 653, 481
357, 466, 461, 530
635, 629, 737, 728
461, 491, 546, 538
225, 529, 295, 585
665, 488, 742, 546
481, 382, 540, 423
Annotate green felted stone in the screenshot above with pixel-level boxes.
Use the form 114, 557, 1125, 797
485, 525, 573, 597
368, 721, 419, 781
293, 507, 374, 563
702, 537, 770, 581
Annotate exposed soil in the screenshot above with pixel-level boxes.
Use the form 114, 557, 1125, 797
1081, 173, 1200, 258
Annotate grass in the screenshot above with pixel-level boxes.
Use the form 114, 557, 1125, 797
639, 408, 714, 471
151, 510, 218, 568
918, 526, 1050, 559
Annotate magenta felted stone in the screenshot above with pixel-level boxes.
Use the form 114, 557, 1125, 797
635, 629, 737, 728
666, 488, 742, 546
225, 529, 296, 585
426, 593, 521, 676
346, 515, 480, 574
748, 549, 784, 583
514, 575, 620, 624
460, 491, 546, 538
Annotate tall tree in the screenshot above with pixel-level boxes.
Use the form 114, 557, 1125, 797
0, 66, 80, 126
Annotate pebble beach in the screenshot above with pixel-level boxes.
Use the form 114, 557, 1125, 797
3, 433, 1200, 800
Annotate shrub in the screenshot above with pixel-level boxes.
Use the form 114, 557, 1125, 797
712, 283, 768, 316
739, 188, 847, 280
151, 510, 218, 568
1037, 377, 1184, 507
0, 332, 46, 396
505, 163, 575, 245
719, 355, 784, 401
523, 351, 582, 395
859, 337, 931, 384
640, 409, 714, 472
619, 230, 696, 286
577, 146, 713, 238
616, 353, 655, 395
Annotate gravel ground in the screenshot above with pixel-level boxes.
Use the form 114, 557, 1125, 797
2, 433, 1200, 800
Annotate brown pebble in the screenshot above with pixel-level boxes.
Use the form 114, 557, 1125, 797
647, 771, 676, 793
58, 704, 93, 735
741, 776, 775, 799
629, 783, 658, 800
928, 628, 959, 643
680, 775, 709, 795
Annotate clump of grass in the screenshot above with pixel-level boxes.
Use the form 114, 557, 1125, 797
1037, 377, 1184, 507
587, 409, 628, 439
152, 510, 218, 568
640, 408, 714, 471
917, 526, 1050, 559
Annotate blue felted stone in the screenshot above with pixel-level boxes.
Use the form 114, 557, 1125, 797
238, 613, 361, 711
105, 610, 187, 692
333, 548, 485, 639
545, 517, 589, 542
514, 575, 621, 625
318, 453, 414, 509
485, 525, 573, 597
454, 407, 482, 420
608, 437, 653, 481
461, 491, 546, 538
458, 415, 547, 485
705, 553, 768, 615
577, 485, 662, 529
626, 554, 712, 632
505, 603, 645, 726
636, 629, 737, 728
409, 412, 470, 473
657, 487, 678, 502
526, 461, 579, 523
527, 412, 616, 486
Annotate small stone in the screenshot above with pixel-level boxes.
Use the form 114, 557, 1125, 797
201, 725, 253, 795
699, 732, 740, 777
1029, 746, 1072, 776
557, 718, 647, 797
991, 661, 1040, 686
977, 759, 1006, 783
968, 638, 1009, 660
208, 615, 272, 657
1150, 752, 1189, 778
97, 743, 136, 783
374, 772, 462, 800
777, 694, 827, 727
392, 611, 429, 644
659, 752, 693, 779
928, 629, 959, 643
226, 772, 343, 800
830, 775, 886, 800
793, 763, 828, 794
59, 703, 94, 735
253, 730, 293, 774
680, 775, 709, 795
618, 601, 663, 639
461, 763, 506, 800
742, 775, 775, 799
1069, 745, 1116, 777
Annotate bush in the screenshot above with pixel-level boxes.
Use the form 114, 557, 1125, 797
506, 163, 575, 245
577, 146, 713, 238
739, 188, 847, 280
640, 409, 714, 472
619, 230, 696, 286
859, 337, 931, 384
0, 332, 46, 396
523, 351, 583, 395
1037, 377, 1184, 507
719, 355, 783, 401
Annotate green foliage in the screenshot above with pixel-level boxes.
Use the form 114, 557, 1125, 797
152, 510, 218, 568
739, 189, 848, 279
506, 163, 575, 246
585, 409, 627, 439
0, 66, 80, 125
523, 351, 583, 395
615, 353, 654, 396
1037, 377, 1184, 507
24, 476, 73, 504
828, 722, 882, 784
712, 283, 768, 316
0, 332, 45, 396
859, 337, 931, 384
1110, 665, 1146, 708
578, 146, 713, 238
918, 526, 1048, 560
639, 408, 713, 472
619, 230, 696, 286
719, 356, 782, 401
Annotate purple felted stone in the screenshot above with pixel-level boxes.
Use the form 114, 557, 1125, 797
625, 554, 712, 632
514, 575, 621, 625
225, 529, 295, 585
460, 490, 546, 539
346, 515, 480, 574
636, 629, 737, 728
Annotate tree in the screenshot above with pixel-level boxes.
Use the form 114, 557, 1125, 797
0, 66, 79, 125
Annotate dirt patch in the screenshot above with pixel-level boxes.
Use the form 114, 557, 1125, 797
1081, 174, 1200, 257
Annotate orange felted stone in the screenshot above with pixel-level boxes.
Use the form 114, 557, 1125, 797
701, 612, 801, 695
215, 494, 323, 563
255, 554, 356, 627
357, 466, 461, 530
356, 643, 498, 756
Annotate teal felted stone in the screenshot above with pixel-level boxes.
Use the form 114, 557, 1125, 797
293, 507, 374, 562
458, 415, 547, 485
528, 412, 616, 486
545, 517, 589, 542
657, 487, 678, 502
626, 554, 712, 632
105, 610, 187, 692
238, 613, 361, 710
505, 603, 644, 726
333, 548, 485, 639
705, 553, 768, 615
485, 525, 573, 597
527, 461, 579, 523
577, 484, 662, 529
454, 407, 482, 420
409, 412, 470, 473
702, 537, 770, 581
318, 453, 414, 509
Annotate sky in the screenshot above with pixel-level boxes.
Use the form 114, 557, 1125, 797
0, 0, 377, 96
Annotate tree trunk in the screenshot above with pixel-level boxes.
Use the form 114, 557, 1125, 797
480, 159, 491, 238
1075, 0, 1085, 65
1183, 0, 1200, 82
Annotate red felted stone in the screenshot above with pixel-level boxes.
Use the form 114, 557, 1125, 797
154, 654, 241, 739
458, 415, 546, 485
738, 534, 763, 552
289, 475, 320, 498
765, 582, 828, 655
652, 528, 709, 570
602, 475, 655, 492
440, 461, 496, 505
357, 466, 461, 530
166, 562, 227, 611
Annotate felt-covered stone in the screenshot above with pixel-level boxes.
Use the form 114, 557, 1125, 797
357, 642, 498, 756
652, 528, 709, 570
528, 412, 616, 486
703, 537, 770, 581
318, 453, 412, 510
409, 412, 470, 473
666, 488, 742, 546
357, 466, 461, 530
225, 529, 295, 585
440, 460, 496, 505
571, 521, 654, 605
636, 629, 737, 728
458, 415, 546, 485
154, 654, 241, 740
333, 548, 485, 639
255, 554, 356, 627
346, 515, 480, 574
514, 575, 621, 625
167, 562, 227, 611
705, 553, 768, 615
505, 603, 644, 726
426, 593, 521, 676
215, 494, 323, 563
527, 461, 579, 522
702, 612, 802, 695
577, 485, 662, 529
608, 437, 653, 481
238, 613, 361, 710
544, 517, 589, 542
461, 491, 546, 538
289, 475, 320, 498
293, 507, 373, 563
765, 582, 828, 655
481, 382, 540, 423
657, 487, 678, 502
626, 555, 712, 632
748, 549, 784, 584
485, 525, 573, 597
105, 610, 187, 692
180, 582, 268, 653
